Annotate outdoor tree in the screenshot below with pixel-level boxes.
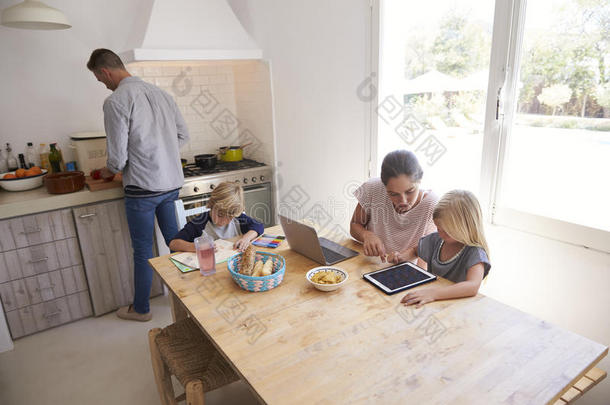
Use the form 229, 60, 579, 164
404, 31, 434, 79
537, 84, 572, 115
518, 0, 609, 117
430, 10, 490, 78
594, 83, 610, 117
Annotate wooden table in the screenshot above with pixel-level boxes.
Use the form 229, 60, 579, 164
149, 226, 607, 405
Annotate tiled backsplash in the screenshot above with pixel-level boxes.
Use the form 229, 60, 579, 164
127, 60, 274, 165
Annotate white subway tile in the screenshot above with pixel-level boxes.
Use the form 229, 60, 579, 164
142, 66, 163, 76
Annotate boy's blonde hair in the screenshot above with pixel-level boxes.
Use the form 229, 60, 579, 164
207, 182, 245, 217
433, 190, 490, 259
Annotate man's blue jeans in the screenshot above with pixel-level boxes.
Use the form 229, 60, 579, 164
124, 190, 179, 314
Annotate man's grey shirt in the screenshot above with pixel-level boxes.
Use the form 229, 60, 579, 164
103, 76, 189, 192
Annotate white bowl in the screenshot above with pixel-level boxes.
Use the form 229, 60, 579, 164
0, 169, 48, 191
306, 266, 349, 292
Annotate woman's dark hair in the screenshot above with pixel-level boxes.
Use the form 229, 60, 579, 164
380, 150, 423, 185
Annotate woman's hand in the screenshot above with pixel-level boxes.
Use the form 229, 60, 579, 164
387, 251, 405, 264
400, 288, 437, 308
363, 232, 387, 261
234, 237, 251, 252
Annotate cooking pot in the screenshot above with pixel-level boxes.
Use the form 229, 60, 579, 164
219, 143, 252, 162
194, 154, 217, 170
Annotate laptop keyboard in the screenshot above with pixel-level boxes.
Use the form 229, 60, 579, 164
321, 247, 344, 263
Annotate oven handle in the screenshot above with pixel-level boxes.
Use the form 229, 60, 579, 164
243, 184, 269, 194
180, 183, 269, 205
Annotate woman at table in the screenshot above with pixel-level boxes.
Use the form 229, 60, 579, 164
350, 149, 438, 263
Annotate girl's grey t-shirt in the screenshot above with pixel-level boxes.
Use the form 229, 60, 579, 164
418, 233, 491, 283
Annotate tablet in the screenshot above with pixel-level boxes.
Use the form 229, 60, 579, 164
363, 262, 437, 295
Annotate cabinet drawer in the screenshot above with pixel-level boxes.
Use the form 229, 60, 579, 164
60, 266, 88, 295
0, 268, 77, 310
0, 279, 28, 311
8, 214, 54, 249
16, 238, 81, 277
0, 219, 16, 252
6, 209, 76, 249
0, 250, 24, 283
6, 291, 92, 339
5, 305, 36, 339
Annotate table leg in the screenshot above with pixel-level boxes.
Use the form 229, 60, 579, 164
169, 290, 188, 322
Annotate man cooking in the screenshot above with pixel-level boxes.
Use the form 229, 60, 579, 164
87, 48, 189, 321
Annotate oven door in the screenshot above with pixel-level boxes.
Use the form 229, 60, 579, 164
243, 183, 273, 227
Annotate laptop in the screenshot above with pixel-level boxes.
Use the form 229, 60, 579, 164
279, 215, 358, 265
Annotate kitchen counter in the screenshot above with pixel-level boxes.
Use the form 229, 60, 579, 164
0, 186, 124, 220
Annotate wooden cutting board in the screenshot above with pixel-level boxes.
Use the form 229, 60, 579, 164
85, 176, 122, 191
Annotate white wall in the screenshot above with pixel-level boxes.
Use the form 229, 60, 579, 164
0, 0, 275, 167
228, 0, 372, 236
0, 0, 150, 160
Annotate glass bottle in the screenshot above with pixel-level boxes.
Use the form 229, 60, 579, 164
18, 154, 27, 169
26, 142, 39, 168
39, 143, 50, 172
6, 143, 18, 171
194, 232, 216, 276
0, 149, 7, 173
49, 143, 62, 173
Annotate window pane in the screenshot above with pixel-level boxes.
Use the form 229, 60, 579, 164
500, 0, 610, 231
377, 0, 495, 196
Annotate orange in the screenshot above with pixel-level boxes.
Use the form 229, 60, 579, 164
30, 166, 42, 173
15, 169, 27, 178
24, 169, 38, 177
3, 173, 16, 179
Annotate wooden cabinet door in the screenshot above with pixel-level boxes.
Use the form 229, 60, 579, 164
73, 200, 163, 316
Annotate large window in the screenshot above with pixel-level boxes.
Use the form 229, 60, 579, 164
375, 0, 610, 251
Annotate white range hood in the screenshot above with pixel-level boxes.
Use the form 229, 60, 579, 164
120, 0, 262, 63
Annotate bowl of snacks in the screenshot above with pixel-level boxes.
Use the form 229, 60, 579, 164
306, 266, 349, 292
0, 167, 47, 191
227, 245, 286, 292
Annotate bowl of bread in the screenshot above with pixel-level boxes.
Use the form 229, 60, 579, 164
306, 267, 348, 292
227, 245, 286, 292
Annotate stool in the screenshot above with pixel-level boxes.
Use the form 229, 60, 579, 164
149, 318, 240, 405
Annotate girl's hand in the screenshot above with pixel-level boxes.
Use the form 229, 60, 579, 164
234, 237, 250, 252
387, 251, 404, 264
363, 232, 386, 262
401, 288, 437, 308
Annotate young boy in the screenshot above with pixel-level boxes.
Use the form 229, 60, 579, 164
169, 182, 264, 252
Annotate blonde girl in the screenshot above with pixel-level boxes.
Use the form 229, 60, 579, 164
388, 190, 491, 307
169, 182, 264, 252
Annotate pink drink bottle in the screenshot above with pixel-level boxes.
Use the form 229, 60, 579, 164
194, 232, 216, 276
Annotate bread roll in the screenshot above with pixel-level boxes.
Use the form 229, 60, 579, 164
252, 260, 264, 277
240, 245, 256, 275
262, 258, 273, 276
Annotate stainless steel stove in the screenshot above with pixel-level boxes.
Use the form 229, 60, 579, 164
179, 158, 274, 227
180, 159, 272, 199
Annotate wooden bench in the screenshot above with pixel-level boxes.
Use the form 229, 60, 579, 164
553, 367, 606, 404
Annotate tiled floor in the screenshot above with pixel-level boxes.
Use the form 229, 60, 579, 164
0, 296, 259, 405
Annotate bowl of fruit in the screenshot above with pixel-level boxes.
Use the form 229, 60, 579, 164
0, 167, 47, 191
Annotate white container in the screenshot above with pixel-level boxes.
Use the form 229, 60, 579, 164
69, 132, 107, 175
0, 170, 48, 191
306, 266, 349, 292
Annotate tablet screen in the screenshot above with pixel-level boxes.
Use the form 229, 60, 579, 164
366, 263, 434, 292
